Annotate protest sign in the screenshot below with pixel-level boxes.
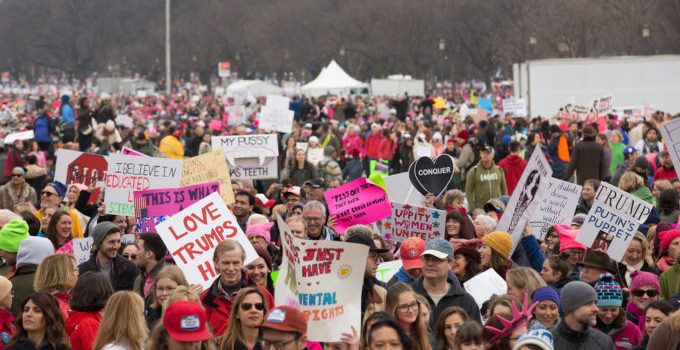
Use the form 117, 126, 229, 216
104, 153, 183, 216
369, 160, 389, 178
121, 233, 136, 245
73, 237, 94, 265
502, 98, 527, 117
496, 148, 552, 252
181, 150, 235, 205
408, 154, 455, 197
660, 119, 680, 179
296, 142, 308, 152
381, 203, 445, 242
121, 146, 146, 157
211, 134, 279, 180
577, 182, 653, 261
55, 149, 108, 205
218, 61, 231, 77
464, 269, 507, 310
478, 97, 493, 113
592, 95, 614, 115
226, 105, 247, 126
557, 102, 589, 121
529, 178, 582, 240
307, 148, 324, 165
134, 182, 220, 233
155, 192, 257, 290
259, 95, 294, 133
3, 130, 34, 144
275, 216, 367, 342
376, 260, 402, 283
383, 172, 424, 206
324, 177, 392, 234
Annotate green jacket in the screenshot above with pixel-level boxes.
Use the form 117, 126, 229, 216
632, 186, 656, 207
660, 263, 680, 300
10, 264, 37, 316
465, 163, 507, 211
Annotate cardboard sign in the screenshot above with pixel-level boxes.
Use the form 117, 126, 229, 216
577, 182, 653, 261
381, 203, 446, 242
324, 177, 392, 234
502, 98, 527, 117
408, 154, 455, 197
211, 134, 279, 180
73, 237, 94, 265
383, 172, 424, 206
275, 216, 368, 342
592, 95, 613, 115
104, 153, 183, 216
660, 119, 680, 179
121, 147, 146, 157
155, 192, 257, 290
496, 148, 552, 252
133, 182, 220, 233
376, 260, 402, 283
181, 150, 234, 205
463, 269, 507, 310
226, 106, 247, 126
259, 95, 294, 133
529, 178, 582, 240
557, 103, 589, 121
55, 149, 108, 205
3, 130, 34, 144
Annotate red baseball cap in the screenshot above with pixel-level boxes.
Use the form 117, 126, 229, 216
400, 237, 425, 270
261, 306, 308, 335
255, 193, 276, 207
163, 301, 212, 342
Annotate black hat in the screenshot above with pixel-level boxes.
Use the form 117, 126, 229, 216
303, 179, 327, 189
346, 233, 388, 253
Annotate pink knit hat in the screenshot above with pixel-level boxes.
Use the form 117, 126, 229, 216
246, 222, 274, 244
555, 224, 586, 252
660, 229, 680, 255
629, 270, 660, 292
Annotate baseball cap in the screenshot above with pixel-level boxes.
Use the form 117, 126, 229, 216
255, 193, 276, 207
483, 198, 505, 214
346, 232, 388, 253
163, 301, 212, 342
623, 146, 637, 156
303, 179, 327, 189
480, 143, 494, 153
261, 306, 308, 335
400, 237, 426, 270
283, 186, 302, 197
421, 238, 454, 260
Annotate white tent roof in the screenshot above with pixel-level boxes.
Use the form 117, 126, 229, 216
226, 80, 283, 97
301, 60, 367, 97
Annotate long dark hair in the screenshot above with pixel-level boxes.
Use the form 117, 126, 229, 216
435, 307, 469, 350
70, 272, 113, 312
10, 292, 70, 349
367, 318, 414, 350
46, 210, 72, 249
445, 210, 476, 240
218, 287, 268, 350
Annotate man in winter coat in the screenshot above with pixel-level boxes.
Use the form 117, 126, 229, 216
78, 222, 139, 291
465, 144, 507, 212
498, 140, 528, 195
565, 126, 608, 185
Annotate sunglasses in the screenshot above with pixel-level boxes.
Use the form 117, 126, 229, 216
632, 289, 658, 298
41, 191, 58, 197
11, 174, 23, 177
241, 302, 264, 311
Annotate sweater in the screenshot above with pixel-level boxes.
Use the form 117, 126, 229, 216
660, 263, 680, 300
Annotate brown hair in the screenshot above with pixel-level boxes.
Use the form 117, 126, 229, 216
506, 267, 546, 299
213, 239, 245, 262
218, 287, 268, 350
435, 307, 469, 350
34, 254, 77, 293
385, 283, 431, 350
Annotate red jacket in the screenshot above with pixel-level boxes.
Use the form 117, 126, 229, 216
52, 291, 71, 321
377, 138, 396, 161
66, 311, 101, 350
654, 166, 677, 182
365, 132, 385, 159
0, 308, 14, 349
498, 154, 528, 195
201, 273, 274, 337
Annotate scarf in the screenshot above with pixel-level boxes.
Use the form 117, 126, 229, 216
657, 256, 675, 272
625, 301, 646, 333
624, 260, 644, 287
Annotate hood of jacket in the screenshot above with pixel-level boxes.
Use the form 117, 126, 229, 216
65, 311, 101, 335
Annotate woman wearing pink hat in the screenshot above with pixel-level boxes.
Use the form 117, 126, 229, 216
658, 229, 680, 299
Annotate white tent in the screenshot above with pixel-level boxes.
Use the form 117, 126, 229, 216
301, 60, 368, 97
226, 80, 283, 97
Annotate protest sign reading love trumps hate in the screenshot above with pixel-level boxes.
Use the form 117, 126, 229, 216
381, 203, 446, 242
275, 216, 367, 342
324, 177, 392, 234
155, 192, 257, 290
211, 134, 279, 180
578, 182, 653, 261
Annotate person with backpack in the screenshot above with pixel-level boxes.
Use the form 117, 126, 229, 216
465, 144, 507, 213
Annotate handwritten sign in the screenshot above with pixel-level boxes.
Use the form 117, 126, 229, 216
529, 178, 582, 240
226, 105, 247, 126
155, 192, 257, 290
324, 177, 392, 234
502, 98, 527, 117
134, 182, 220, 233
73, 237, 94, 265
55, 149, 108, 205
275, 216, 368, 342
181, 150, 234, 205
376, 260, 402, 283
577, 182, 653, 261
592, 95, 613, 115
307, 148, 324, 166
660, 119, 680, 179
211, 134, 279, 180
381, 203, 445, 242
104, 153, 183, 216
259, 95, 294, 133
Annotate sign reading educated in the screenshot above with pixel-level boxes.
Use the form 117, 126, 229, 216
134, 182, 220, 233
181, 150, 234, 205
381, 202, 446, 241
155, 192, 257, 290
275, 216, 368, 342
408, 154, 455, 197
529, 178, 582, 240
324, 177, 392, 234
104, 153, 183, 216
211, 134, 279, 180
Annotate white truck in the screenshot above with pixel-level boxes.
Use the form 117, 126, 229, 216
513, 55, 680, 118
370, 75, 425, 97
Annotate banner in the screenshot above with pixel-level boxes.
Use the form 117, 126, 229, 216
529, 178, 582, 240
577, 182, 653, 261
211, 134, 279, 180
324, 177, 392, 234
381, 203, 445, 242
659, 119, 680, 179
104, 153, 183, 216
275, 216, 367, 342
502, 98, 527, 117
259, 95, 294, 133
496, 148, 552, 252
181, 150, 235, 205
134, 182, 220, 233
55, 149, 108, 205
155, 192, 257, 290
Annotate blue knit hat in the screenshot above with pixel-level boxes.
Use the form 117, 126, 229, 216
594, 273, 623, 307
532, 287, 561, 309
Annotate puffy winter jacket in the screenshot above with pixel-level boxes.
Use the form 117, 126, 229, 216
65, 311, 101, 350
498, 154, 528, 195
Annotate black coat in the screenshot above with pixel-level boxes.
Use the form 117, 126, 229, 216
410, 275, 481, 329
565, 139, 607, 185
78, 253, 140, 291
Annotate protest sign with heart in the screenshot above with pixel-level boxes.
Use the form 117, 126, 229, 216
407, 154, 455, 197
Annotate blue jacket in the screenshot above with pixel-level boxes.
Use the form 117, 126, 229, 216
60, 104, 75, 124
33, 114, 52, 143
547, 137, 567, 179
511, 235, 545, 273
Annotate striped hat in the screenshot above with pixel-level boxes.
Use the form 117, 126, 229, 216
594, 273, 622, 307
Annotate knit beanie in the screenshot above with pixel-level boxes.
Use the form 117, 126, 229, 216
560, 281, 597, 315
556, 224, 586, 252
659, 229, 680, 256
482, 231, 513, 259
0, 276, 11, 303
91, 221, 120, 247
0, 219, 29, 253
532, 287, 561, 309
16, 237, 55, 268
512, 325, 554, 350
629, 270, 660, 293
594, 273, 623, 307
46, 181, 67, 198
246, 222, 274, 244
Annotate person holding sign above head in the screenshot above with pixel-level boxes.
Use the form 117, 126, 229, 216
200, 240, 274, 337
78, 221, 140, 291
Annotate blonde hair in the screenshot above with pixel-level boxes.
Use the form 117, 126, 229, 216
151, 266, 189, 309
618, 172, 644, 193
218, 287, 268, 350
34, 254, 76, 293
93, 292, 147, 350
213, 239, 245, 262
653, 180, 673, 194
160, 286, 202, 321
629, 232, 655, 268
506, 267, 546, 300
385, 283, 432, 350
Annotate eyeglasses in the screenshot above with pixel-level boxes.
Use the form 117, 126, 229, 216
632, 289, 659, 298
11, 174, 23, 177
41, 191, 58, 197
240, 302, 264, 311
396, 301, 419, 313
303, 216, 323, 223
261, 337, 298, 350
123, 254, 137, 259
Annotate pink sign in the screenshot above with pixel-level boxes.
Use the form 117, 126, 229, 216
121, 147, 146, 157
324, 177, 392, 234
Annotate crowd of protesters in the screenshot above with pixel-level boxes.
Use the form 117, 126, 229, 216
0, 75, 677, 350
